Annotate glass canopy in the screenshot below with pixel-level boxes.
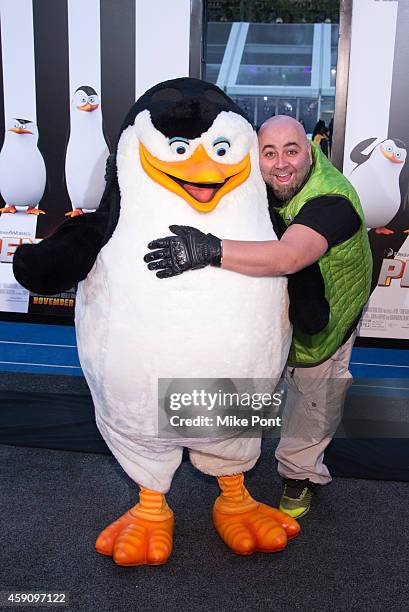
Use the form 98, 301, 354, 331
206, 22, 339, 133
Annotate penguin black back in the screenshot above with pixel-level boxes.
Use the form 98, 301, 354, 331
119, 78, 249, 141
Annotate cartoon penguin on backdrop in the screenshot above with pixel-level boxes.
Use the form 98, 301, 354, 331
13, 78, 299, 567
65, 85, 109, 217
0, 118, 46, 214
348, 137, 407, 233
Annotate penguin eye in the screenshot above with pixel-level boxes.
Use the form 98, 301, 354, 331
169, 137, 190, 155
14, 122, 19, 128
386, 145, 393, 152
213, 138, 231, 156
81, 96, 87, 104
396, 151, 401, 158
88, 96, 95, 104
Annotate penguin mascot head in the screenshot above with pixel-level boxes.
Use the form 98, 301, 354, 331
100, 77, 266, 244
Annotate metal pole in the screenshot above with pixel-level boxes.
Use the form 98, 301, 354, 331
189, 0, 205, 79
331, 0, 353, 171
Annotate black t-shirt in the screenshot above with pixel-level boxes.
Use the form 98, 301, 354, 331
273, 194, 362, 248
268, 191, 363, 347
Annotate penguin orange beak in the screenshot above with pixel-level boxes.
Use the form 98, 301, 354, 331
381, 145, 404, 164
77, 102, 99, 112
8, 128, 33, 135
139, 143, 251, 212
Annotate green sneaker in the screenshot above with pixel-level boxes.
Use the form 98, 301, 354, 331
279, 479, 314, 518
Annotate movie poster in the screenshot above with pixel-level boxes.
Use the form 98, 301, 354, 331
342, 0, 409, 339
0, 0, 191, 321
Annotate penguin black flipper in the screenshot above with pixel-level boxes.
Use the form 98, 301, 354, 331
13, 211, 108, 294
349, 137, 378, 166
13, 155, 120, 295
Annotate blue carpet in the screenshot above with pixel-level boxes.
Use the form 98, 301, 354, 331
0, 321, 408, 378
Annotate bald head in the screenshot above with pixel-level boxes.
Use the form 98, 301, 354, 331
258, 115, 312, 201
259, 115, 309, 146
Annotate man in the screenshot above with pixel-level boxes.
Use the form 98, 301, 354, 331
144, 116, 372, 518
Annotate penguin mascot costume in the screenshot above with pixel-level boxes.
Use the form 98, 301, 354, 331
13, 78, 299, 567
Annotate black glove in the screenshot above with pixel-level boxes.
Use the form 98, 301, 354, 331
144, 225, 222, 278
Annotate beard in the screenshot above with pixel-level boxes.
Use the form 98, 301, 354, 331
271, 181, 302, 201
265, 157, 311, 202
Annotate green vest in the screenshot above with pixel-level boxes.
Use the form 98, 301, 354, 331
275, 143, 372, 367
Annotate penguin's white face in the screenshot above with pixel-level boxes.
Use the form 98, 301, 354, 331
7, 118, 36, 137
134, 110, 254, 212
379, 139, 406, 165
73, 89, 100, 112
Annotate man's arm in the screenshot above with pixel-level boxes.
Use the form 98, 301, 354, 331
221, 224, 328, 277
143, 223, 328, 278
144, 197, 360, 279
222, 195, 361, 276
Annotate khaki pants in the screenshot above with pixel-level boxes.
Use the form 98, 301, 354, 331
275, 333, 356, 485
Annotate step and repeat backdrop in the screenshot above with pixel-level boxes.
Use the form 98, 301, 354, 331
0, 0, 408, 343
342, 0, 409, 341
0, 0, 191, 321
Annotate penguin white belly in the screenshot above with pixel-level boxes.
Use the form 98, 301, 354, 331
349, 167, 401, 228
76, 161, 291, 441
0, 145, 46, 206
65, 132, 108, 210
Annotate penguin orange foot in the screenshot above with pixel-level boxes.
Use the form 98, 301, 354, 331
213, 474, 300, 555
65, 209, 84, 217
26, 207, 45, 215
96, 487, 174, 566
0, 205, 17, 213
